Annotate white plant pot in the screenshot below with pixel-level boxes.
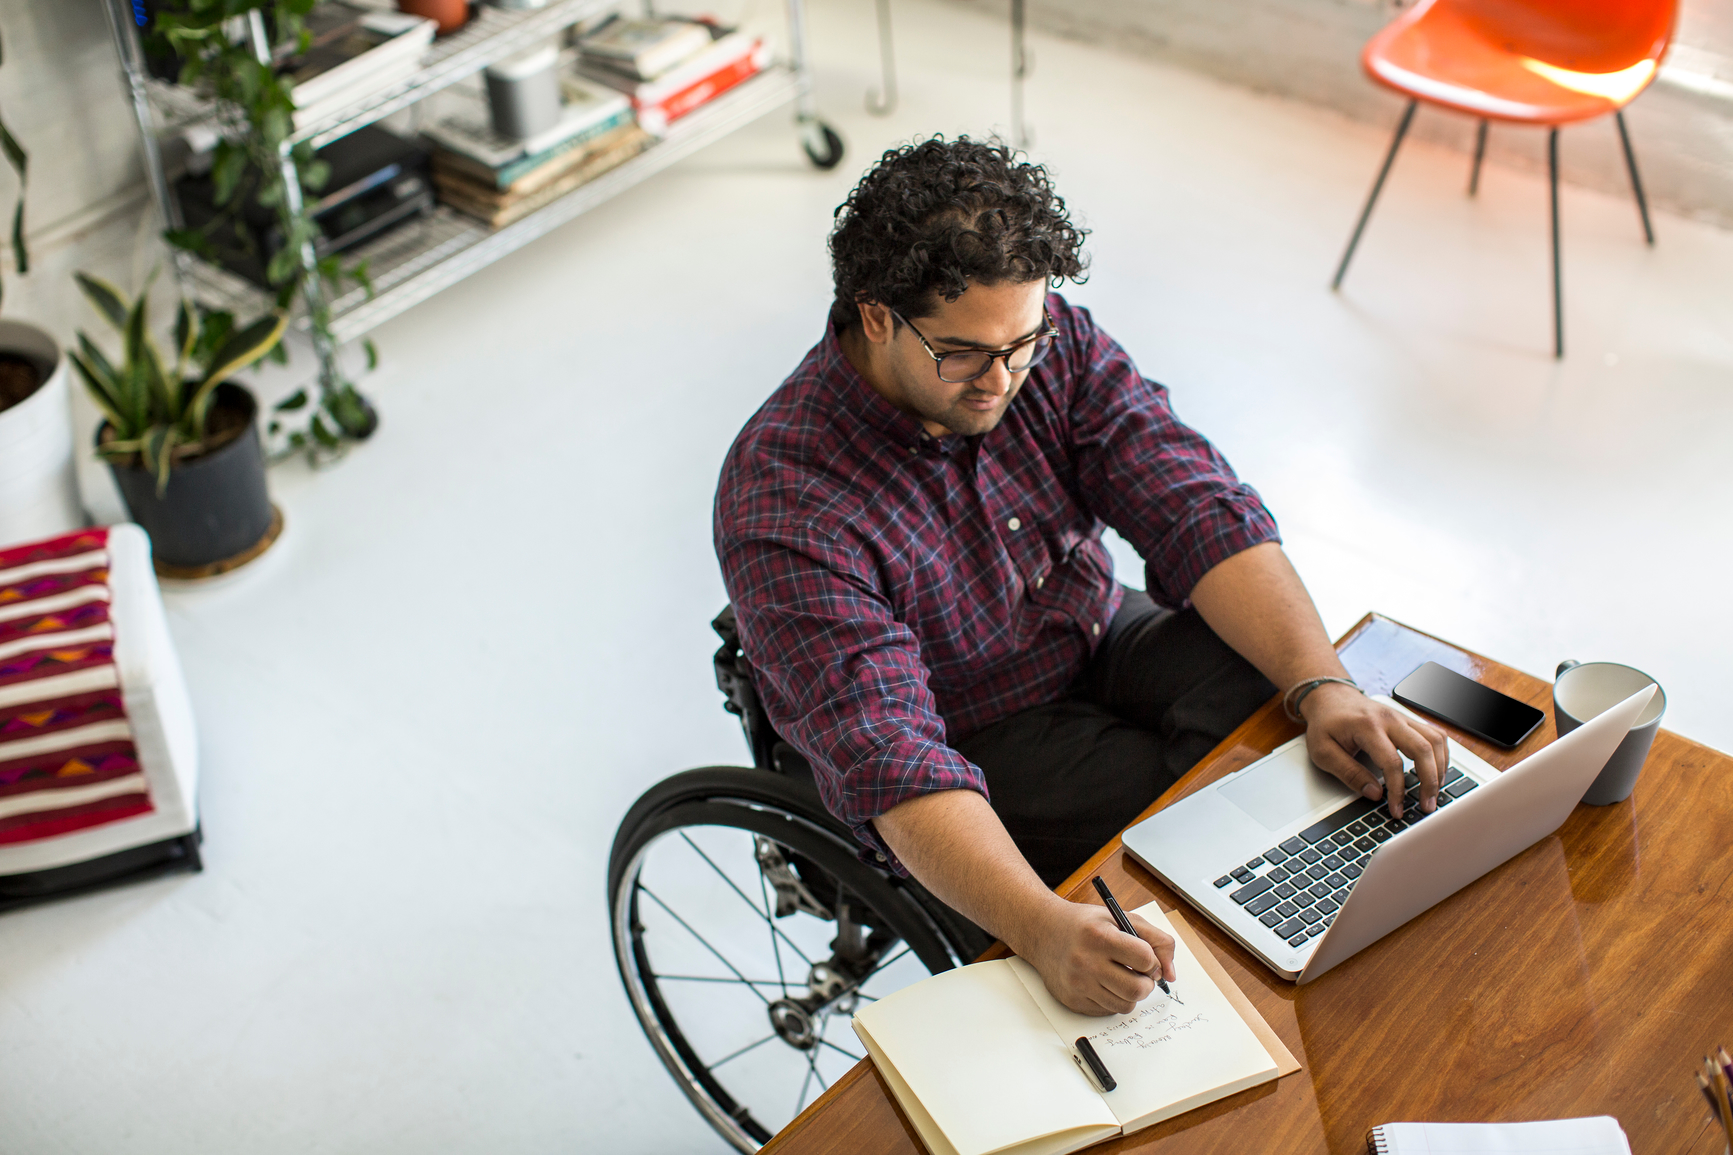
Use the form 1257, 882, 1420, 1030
0, 319, 83, 548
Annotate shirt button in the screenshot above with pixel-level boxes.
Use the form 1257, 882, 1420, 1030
876, 852, 887, 862
1093, 622, 1101, 636
1007, 517, 1022, 531
1034, 576, 1044, 590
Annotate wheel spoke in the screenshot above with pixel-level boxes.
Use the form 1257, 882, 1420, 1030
859, 943, 913, 985
655, 974, 787, 987
817, 1036, 863, 1063
709, 1031, 779, 1071
810, 1046, 830, 1092
795, 1059, 815, 1116
680, 831, 815, 967
638, 883, 772, 1006
760, 855, 792, 998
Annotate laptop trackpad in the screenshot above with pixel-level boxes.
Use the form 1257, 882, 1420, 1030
1218, 747, 1358, 831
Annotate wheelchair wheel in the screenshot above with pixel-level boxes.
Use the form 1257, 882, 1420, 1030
609, 766, 981, 1151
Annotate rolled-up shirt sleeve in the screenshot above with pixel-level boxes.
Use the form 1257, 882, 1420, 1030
719, 525, 986, 872
1059, 303, 1281, 608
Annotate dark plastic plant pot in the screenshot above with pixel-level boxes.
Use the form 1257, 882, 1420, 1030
105, 382, 278, 576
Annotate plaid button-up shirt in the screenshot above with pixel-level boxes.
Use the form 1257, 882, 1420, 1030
714, 294, 1279, 869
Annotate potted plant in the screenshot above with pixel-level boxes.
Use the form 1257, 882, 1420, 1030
150, 1, 381, 463
69, 272, 289, 578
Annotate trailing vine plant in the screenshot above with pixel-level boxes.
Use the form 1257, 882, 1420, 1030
148, 0, 378, 461
0, 23, 29, 308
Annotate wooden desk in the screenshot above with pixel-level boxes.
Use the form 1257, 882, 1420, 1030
763, 614, 1733, 1155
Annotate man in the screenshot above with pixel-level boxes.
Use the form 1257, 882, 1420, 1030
714, 137, 1446, 1016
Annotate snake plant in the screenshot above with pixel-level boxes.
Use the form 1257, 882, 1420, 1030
69, 272, 288, 494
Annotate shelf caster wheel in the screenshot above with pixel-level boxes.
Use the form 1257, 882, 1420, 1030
800, 119, 845, 170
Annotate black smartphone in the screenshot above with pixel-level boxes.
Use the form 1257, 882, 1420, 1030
1391, 661, 1545, 748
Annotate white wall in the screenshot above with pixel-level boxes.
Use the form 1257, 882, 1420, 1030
943, 0, 1733, 230
0, 0, 161, 339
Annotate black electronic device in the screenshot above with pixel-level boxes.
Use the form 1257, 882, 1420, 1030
174, 124, 432, 289
1392, 661, 1545, 748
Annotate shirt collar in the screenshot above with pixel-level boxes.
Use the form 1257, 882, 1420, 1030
823, 321, 965, 455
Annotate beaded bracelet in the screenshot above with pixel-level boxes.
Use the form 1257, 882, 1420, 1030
1283, 676, 1362, 722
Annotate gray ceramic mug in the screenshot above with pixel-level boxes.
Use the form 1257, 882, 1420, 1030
1554, 660, 1666, 805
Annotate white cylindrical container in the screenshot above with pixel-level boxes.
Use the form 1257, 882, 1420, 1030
0, 319, 82, 548
485, 43, 563, 140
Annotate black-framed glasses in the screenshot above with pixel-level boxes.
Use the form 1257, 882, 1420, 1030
893, 310, 1060, 383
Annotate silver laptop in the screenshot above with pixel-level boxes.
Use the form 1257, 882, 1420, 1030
1121, 686, 1655, 983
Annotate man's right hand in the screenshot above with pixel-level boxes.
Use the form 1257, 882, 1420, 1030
1011, 897, 1177, 1016
873, 789, 1178, 1016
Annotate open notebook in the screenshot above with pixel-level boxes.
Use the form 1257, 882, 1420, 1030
852, 903, 1299, 1155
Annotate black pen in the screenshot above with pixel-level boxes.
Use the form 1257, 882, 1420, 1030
1075, 1036, 1117, 1092
1092, 876, 1174, 999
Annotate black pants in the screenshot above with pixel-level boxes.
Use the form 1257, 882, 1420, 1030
954, 589, 1275, 887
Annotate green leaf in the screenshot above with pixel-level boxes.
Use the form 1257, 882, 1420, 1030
163, 227, 214, 257
0, 121, 26, 181
260, 106, 291, 148
192, 309, 289, 427
274, 388, 308, 412
10, 200, 24, 277
69, 350, 128, 433
139, 330, 178, 422
211, 141, 248, 208
174, 299, 200, 371
300, 159, 330, 192
75, 271, 129, 329
195, 309, 235, 365
75, 333, 126, 405
350, 258, 374, 299
266, 244, 300, 287
362, 338, 378, 372
310, 414, 340, 449
144, 425, 178, 497
123, 281, 149, 372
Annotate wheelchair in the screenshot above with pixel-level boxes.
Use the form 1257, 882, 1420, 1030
608, 607, 991, 1151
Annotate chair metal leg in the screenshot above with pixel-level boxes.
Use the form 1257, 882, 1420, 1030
1615, 110, 1655, 246
1011, 0, 1030, 148
1332, 99, 1417, 290
1468, 119, 1488, 195
1549, 127, 1563, 359
866, 0, 897, 115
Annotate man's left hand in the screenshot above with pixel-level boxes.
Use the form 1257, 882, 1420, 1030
1299, 683, 1448, 817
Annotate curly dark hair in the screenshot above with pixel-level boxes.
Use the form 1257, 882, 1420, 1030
828, 136, 1089, 330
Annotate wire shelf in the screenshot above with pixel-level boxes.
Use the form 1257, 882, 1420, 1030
180, 65, 803, 344
145, 0, 613, 149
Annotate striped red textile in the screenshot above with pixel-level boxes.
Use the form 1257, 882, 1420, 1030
0, 527, 153, 845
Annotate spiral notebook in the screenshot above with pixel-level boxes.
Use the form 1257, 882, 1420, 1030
1366, 1117, 1632, 1154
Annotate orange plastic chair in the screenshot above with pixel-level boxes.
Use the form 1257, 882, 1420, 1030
1330, 0, 1677, 356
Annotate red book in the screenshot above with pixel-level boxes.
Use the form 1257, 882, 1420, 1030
636, 41, 768, 135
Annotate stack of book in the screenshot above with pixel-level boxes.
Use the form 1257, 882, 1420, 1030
421, 76, 650, 229
277, 2, 437, 131
576, 17, 768, 136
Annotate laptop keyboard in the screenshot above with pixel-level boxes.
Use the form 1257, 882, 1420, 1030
1212, 765, 1480, 950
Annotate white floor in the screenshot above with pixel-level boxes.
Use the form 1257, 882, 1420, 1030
5, 1, 1732, 1151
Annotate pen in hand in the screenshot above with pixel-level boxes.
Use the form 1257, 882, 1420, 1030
1092, 876, 1178, 1002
